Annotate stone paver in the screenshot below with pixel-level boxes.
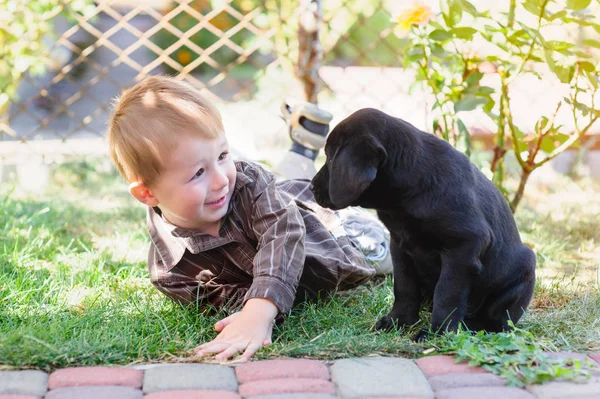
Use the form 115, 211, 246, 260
4, 355, 600, 398
0, 371, 48, 396
436, 386, 535, 399
330, 357, 434, 399
48, 367, 143, 389
238, 378, 335, 397
415, 355, 488, 377
428, 372, 507, 391
235, 360, 330, 383
142, 364, 238, 394
44, 386, 142, 399
144, 390, 241, 399
525, 376, 600, 398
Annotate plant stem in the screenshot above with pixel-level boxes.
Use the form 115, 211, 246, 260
491, 75, 508, 185
510, 168, 531, 212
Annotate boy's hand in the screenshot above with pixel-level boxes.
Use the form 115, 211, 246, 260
194, 298, 278, 361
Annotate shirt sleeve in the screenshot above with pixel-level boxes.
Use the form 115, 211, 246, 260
240, 163, 307, 314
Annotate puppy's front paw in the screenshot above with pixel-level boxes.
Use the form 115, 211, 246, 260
375, 315, 398, 331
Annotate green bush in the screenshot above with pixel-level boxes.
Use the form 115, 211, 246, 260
0, 0, 94, 119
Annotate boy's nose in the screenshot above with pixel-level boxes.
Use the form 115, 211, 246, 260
211, 167, 229, 190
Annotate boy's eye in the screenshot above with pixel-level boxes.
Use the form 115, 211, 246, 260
218, 151, 229, 161
194, 168, 204, 178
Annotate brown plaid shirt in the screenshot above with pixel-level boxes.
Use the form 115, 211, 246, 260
147, 160, 375, 314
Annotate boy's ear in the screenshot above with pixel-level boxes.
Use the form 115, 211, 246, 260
129, 181, 159, 207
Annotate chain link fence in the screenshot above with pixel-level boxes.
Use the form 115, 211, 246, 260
1, 0, 598, 170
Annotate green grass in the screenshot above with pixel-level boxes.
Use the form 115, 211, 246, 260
1, 156, 599, 374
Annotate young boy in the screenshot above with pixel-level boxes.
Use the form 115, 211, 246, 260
107, 76, 390, 361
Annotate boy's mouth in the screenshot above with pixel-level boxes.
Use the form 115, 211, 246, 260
206, 195, 227, 208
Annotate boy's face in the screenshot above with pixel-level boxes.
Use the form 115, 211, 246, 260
148, 131, 237, 233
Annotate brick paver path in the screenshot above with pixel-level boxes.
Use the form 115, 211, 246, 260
1, 352, 599, 398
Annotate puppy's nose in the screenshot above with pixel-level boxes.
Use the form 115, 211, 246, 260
309, 183, 315, 192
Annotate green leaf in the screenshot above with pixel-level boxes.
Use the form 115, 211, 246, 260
579, 61, 596, 72
522, 0, 542, 16
573, 101, 592, 116
540, 133, 571, 153
441, 0, 463, 28
566, 0, 591, 10
546, 10, 568, 21
555, 65, 576, 84
456, 118, 471, 157
544, 49, 556, 72
583, 70, 599, 89
430, 43, 447, 57
582, 39, 600, 49
546, 40, 574, 54
454, 96, 488, 112
518, 22, 546, 46
452, 27, 478, 40
429, 29, 453, 41
465, 72, 483, 88
456, 0, 479, 16
404, 45, 426, 65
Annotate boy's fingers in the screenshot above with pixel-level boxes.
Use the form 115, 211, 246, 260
214, 345, 241, 361
262, 339, 272, 346
241, 342, 262, 360
195, 342, 230, 357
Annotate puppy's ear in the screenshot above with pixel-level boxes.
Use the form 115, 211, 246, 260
328, 140, 386, 208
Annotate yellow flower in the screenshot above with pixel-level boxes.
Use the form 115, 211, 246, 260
177, 50, 192, 65
395, 2, 434, 32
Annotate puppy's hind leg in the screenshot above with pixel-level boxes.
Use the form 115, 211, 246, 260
474, 247, 536, 332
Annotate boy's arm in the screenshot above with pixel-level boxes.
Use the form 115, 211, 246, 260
195, 163, 307, 361
241, 163, 307, 315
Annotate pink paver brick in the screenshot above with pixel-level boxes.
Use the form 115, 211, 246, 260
48, 367, 143, 389
144, 390, 241, 399
235, 360, 330, 383
0, 396, 42, 399
238, 378, 335, 397
436, 386, 534, 399
415, 355, 488, 377
589, 352, 600, 364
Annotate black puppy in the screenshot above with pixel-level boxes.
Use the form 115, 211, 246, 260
310, 108, 536, 340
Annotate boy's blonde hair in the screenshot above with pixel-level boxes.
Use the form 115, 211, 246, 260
107, 75, 223, 186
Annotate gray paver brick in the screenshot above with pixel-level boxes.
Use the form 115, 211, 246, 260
44, 386, 142, 399
142, 364, 238, 393
525, 376, 600, 398
0, 371, 48, 396
330, 357, 434, 399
